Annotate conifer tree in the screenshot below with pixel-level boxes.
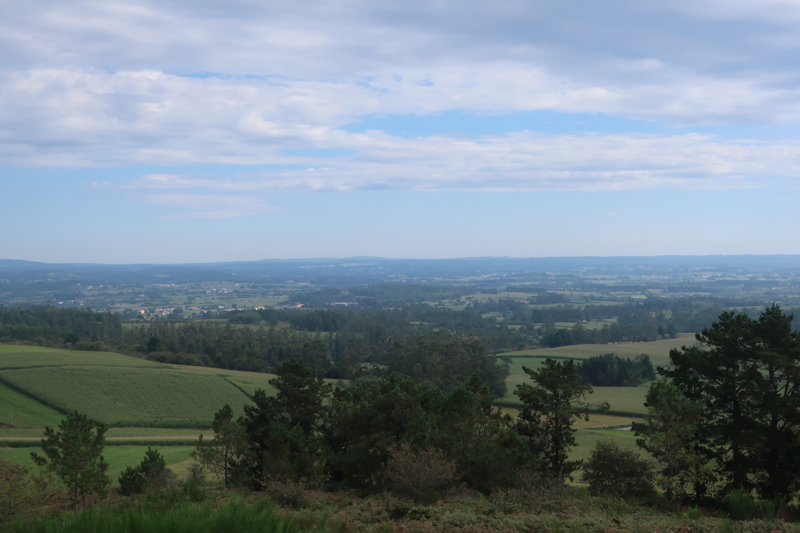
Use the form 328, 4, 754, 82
31, 412, 109, 511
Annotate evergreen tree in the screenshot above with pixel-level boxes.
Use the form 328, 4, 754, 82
514, 359, 608, 481
241, 360, 332, 484
31, 412, 110, 511
633, 380, 711, 501
193, 405, 250, 487
663, 305, 800, 498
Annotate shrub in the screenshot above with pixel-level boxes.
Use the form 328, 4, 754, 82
117, 448, 174, 496
581, 441, 654, 497
726, 489, 759, 521
262, 477, 310, 509
383, 444, 456, 503
1, 458, 42, 523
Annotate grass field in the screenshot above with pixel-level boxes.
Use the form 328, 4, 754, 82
497, 338, 675, 414
0, 426, 203, 439
0, 345, 281, 429
499, 335, 697, 367
0, 366, 254, 427
0, 344, 162, 370
0, 446, 195, 485
572, 428, 642, 464
0, 383, 64, 427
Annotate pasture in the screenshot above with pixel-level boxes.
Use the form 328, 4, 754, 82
0, 383, 64, 427
572, 428, 642, 464
499, 335, 697, 367
0, 344, 161, 370
496, 337, 682, 414
0, 446, 196, 486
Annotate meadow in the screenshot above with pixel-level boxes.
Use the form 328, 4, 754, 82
497, 337, 688, 415
0, 345, 279, 428
499, 335, 697, 367
0, 445, 196, 486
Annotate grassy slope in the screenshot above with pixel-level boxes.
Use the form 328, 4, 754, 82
0, 446, 195, 485
0, 383, 65, 427
0, 345, 161, 370
0, 366, 253, 427
499, 335, 696, 367
0, 345, 278, 429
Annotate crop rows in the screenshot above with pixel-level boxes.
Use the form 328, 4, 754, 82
0, 366, 254, 427
0, 345, 162, 370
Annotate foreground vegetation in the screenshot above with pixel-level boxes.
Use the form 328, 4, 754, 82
5, 299, 800, 531
5, 474, 800, 533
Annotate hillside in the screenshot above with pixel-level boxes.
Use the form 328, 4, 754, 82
0, 345, 278, 428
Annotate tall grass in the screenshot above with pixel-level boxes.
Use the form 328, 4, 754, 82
726, 489, 759, 521
6, 500, 325, 533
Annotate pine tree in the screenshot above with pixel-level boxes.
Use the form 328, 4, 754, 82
31, 412, 110, 511
514, 359, 608, 481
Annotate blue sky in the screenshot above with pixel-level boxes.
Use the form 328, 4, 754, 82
2, 0, 800, 263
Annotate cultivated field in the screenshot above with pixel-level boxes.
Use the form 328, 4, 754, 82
0, 383, 64, 427
0, 343, 649, 474
0, 345, 279, 428
0, 344, 161, 370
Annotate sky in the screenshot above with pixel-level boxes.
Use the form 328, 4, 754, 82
3, 0, 800, 263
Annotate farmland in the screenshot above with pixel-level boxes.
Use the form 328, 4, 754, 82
499, 335, 697, 367
0, 345, 279, 428
0, 342, 647, 477
497, 337, 684, 414
0, 366, 255, 427
0, 344, 281, 485
0, 344, 161, 370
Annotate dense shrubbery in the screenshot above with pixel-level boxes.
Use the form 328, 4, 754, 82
582, 441, 655, 497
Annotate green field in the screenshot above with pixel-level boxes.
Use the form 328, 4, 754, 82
499, 335, 697, 367
572, 428, 642, 463
0, 344, 162, 370
0, 383, 64, 427
0, 345, 279, 429
0, 426, 203, 439
0, 446, 195, 485
497, 338, 680, 414
0, 366, 256, 427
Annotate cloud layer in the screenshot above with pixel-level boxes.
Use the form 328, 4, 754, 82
4, 0, 800, 199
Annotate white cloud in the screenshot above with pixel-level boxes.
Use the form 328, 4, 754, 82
3, 1, 800, 195
143, 191, 280, 219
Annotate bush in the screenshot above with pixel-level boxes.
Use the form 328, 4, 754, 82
1, 459, 39, 523
262, 477, 310, 509
383, 444, 456, 503
117, 447, 174, 496
581, 441, 654, 497
726, 489, 759, 521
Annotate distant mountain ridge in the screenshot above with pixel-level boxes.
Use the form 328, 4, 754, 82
2, 255, 800, 286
